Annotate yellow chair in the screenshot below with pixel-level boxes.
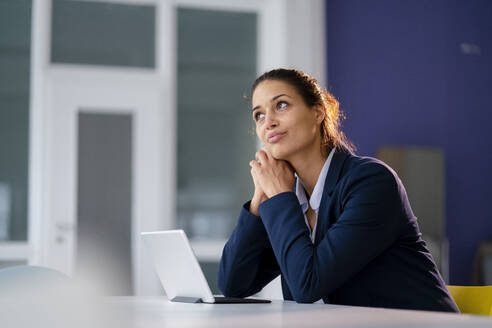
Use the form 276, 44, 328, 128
447, 285, 492, 316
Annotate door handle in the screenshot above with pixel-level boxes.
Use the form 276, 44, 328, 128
55, 222, 75, 244
56, 222, 74, 232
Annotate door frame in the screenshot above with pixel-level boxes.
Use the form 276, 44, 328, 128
45, 71, 168, 294
29, 0, 171, 296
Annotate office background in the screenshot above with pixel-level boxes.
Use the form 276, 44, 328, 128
0, 0, 490, 296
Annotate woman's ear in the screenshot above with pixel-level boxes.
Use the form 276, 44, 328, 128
314, 106, 325, 124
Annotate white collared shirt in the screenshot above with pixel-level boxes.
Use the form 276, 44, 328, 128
294, 148, 336, 243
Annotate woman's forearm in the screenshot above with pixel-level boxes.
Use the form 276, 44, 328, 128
217, 203, 279, 297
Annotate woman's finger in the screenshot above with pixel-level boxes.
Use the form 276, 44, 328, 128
250, 160, 260, 168
256, 150, 268, 163
250, 165, 261, 183
261, 146, 271, 159
261, 147, 277, 164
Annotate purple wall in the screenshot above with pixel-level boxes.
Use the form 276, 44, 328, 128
325, 0, 492, 284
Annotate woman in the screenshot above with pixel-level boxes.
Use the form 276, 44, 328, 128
217, 68, 459, 312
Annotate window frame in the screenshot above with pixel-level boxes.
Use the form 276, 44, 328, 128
25, 0, 326, 290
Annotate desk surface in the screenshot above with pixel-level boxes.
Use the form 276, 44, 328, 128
102, 297, 491, 328
4, 296, 492, 328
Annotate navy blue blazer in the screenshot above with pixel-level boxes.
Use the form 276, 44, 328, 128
217, 149, 459, 312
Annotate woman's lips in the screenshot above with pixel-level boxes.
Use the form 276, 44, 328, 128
268, 132, 286, 143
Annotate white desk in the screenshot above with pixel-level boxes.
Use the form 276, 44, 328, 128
4, 296, 492, 328
101, 297, 491, 328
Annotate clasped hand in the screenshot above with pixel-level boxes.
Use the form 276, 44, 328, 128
249, 148, 295, 200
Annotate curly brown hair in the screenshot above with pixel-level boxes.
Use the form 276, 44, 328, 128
251, 68, 356, 155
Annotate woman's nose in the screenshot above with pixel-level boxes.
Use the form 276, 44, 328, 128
264, 112, 278, 129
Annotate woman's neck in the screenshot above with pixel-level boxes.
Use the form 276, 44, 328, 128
287, 145, 330, 197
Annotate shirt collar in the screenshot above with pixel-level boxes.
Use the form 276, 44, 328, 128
295, 148, 336, 212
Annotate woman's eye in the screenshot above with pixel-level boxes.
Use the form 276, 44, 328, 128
254, 112, 264, 121
277, 101, 288, 110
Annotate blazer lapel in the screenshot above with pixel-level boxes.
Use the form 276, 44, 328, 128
315, 148, 350, 244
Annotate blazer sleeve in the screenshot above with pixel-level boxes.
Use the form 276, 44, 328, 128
258, 162, 402, 303
217, 201, 281, 297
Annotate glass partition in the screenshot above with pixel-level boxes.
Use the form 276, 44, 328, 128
51, 0, 155, 68
0, 0, 31, 242
176, 7, 257, 240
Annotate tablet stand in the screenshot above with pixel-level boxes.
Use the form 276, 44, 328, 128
170, 296, 203, 303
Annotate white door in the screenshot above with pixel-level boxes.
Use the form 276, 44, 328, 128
43, 68, 171, 295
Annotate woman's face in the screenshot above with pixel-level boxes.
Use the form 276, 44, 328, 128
251, 79, 324, 160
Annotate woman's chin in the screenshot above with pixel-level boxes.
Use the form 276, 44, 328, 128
269, 145, 289, 160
